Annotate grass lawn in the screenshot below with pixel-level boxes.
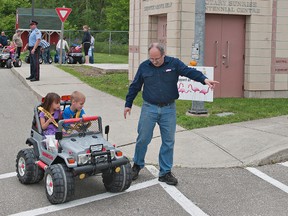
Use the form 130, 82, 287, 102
21, 51, 128, 64
57, 65, 288, 130
93, 53, 128, 64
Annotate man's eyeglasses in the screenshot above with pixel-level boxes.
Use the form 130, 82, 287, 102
149, 56, 163, 62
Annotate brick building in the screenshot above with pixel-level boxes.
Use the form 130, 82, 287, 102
129, 0, 288, 98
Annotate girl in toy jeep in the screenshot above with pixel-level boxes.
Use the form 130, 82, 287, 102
39, 92, 61, 135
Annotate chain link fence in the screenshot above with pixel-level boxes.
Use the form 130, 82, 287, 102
3, 30, 129, 56
65, 30, 129, 56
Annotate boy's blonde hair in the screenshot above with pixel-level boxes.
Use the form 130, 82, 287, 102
71, 91, 85, 102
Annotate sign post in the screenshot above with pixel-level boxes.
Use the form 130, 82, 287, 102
55, 7, 72, 65
188, 0, 207, 115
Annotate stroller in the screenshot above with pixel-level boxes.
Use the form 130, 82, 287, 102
0, 45, 22, 68
66, 44, 84, 64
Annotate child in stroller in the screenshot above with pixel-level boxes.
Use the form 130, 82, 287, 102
0, 41, 22, 68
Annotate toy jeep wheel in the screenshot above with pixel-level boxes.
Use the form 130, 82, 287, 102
44, 164, 75, 204
17, 59, 22, 67
25, 55, 30, 63
16, 148, 44, 184
102, 162, 132, 192
14, 58, 22, 67
6, 59, 12, 68
67, 56, 74, 64
48, 57, 53, 64
78, 57, 84, 64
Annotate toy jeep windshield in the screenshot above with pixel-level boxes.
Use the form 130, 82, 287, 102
16, 96, 132, 204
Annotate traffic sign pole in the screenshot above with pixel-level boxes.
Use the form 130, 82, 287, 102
59, 22, 64, 65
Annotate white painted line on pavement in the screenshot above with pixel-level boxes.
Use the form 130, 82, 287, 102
0, 172, 16, 180
146, 165, 209, 216
278, 162, 288, 167
246, 167, 288, 194
9, 178, 159, 216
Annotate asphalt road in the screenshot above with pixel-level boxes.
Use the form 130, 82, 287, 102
1, 68, 288, 216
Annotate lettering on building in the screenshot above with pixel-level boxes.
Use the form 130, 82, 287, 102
206, 0, 260, 14
144, 2, 173, 11
275, 58, 288, 73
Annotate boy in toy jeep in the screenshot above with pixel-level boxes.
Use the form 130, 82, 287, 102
63, 91, 86, 119
39, 92, 61, 135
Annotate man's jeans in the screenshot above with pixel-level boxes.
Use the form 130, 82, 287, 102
133, 101, 176, 176
89, 48, 94, 63
42, 47, 50, 63
56, 48, 66, 63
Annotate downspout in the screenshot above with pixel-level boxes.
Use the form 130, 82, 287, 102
138, 0, 142, 72
131, 0, 136, 80
179, 0, 182, 59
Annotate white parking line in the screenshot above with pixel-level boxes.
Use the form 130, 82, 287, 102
9, 178, 159, 216
6, 166, 209, 216
146, 165, 209, 216
0, 172, 16, 180
246, 167, 288, 194
279, 162, 288, 168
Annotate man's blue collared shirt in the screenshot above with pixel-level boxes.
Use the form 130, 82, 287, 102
125, 56, 208, 108
29, 28, 41, 47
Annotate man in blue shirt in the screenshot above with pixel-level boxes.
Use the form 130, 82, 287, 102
0, 31, 8, 47
39, 39, 50, 64
24, 20, 41, 82
124, 42, 219, 185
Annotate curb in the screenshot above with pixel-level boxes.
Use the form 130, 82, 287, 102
10, 67, 43, 100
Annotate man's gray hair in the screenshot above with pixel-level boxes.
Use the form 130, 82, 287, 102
148, 42, 165, 56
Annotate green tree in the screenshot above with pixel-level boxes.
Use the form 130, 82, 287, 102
105, 0, 129, 31
38, 0, 111, 30
0, 0, 30, 33
0, 0, 130, 32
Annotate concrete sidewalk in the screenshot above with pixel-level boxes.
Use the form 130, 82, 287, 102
11, 63, 288, 168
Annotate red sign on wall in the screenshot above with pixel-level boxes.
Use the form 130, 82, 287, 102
55, 8, 72, 22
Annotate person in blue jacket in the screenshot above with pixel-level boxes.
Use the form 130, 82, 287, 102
23, 20, 42, 81
0, 31, 8, 47
124, 42, 219, 186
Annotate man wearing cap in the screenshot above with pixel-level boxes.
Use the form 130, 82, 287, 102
24, 20, 41, 82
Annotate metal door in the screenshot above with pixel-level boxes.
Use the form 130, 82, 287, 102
205, 14, 246, 97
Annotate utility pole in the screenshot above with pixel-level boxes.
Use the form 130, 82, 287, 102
189, 0, 208, 115
32, 0, 35, 20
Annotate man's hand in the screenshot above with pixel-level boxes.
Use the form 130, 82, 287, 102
204, 79, 219, 90
124, 107, 131, 119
